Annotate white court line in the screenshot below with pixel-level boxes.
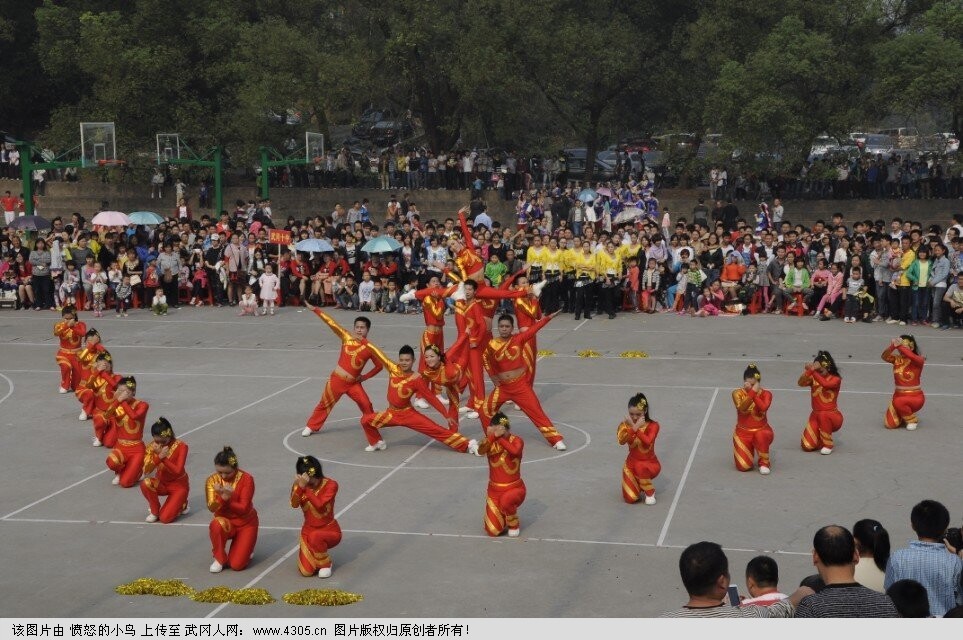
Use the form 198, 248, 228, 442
0, 516, 811, 557
0, 368, 315, 381
206, 440, 434, 618
657, 388, 720, 547
534, 381, 963, 397
0, 372, 14, 406
0, 378, 312, 521
572, 319, 588, 331
0, 342, 339, 354
538, 353, 963, 368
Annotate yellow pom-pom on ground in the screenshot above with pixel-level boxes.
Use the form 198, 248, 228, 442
283, 589, 364, 606
577, 349, 602, 358
190, 586, 235, 603
115, 578, 194, 597
230, 588, 275, 605
536, 349, 556, 358
619, 351, 649, 358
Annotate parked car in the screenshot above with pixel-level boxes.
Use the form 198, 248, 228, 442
562, 148, 616, 178
370, 120, 413, 147
352, 109, 393, 139
861, 133, 896, 156
809, 135, 842, 160
877, 127, 920, 149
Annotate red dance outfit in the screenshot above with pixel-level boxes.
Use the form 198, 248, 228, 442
141, 439, 189, 522
360, 343, 472, 451
207, 470, 259, 570
798, 370, 843, 451
415, 284, 456, 396
73, 342, 106, 390
882, 344, 925, 429
731, 387, 774, 472
478, 432, 526, 536
291, 478, 341, 576
512, 293, 542, 384
617, 420, 661, 503
103, 398, 149, 488
479, 316, 562, 445
54, 319, 86, 391
82, 370, 122, 442
305, 308, 383, 439
420, 335, 470, 423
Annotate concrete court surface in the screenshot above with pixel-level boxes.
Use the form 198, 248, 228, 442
0, 306, 960, 618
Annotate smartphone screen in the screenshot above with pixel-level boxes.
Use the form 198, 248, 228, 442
727, 585, 740, 606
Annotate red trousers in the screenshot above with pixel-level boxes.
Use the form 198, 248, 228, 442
801, 409, 844, 451
297, 522, 342, 576
362, 407, 470, 451
92, 413, 117, 448
106, 441, 145, 488
465, 344, 487, 410
485, 480, 526, 536
306, 373, 376, 439
141, 477, 189, 523
210, 515, 259, 570
885, 390, 925, 429
480, 378, 562, 445
622, 457, 661, 503
56, 349, 79, 391
522, 339, 536, 385
733, 426, 774, 472
80, 389, 111, 421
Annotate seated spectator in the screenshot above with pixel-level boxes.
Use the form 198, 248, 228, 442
887, 579, 931, 618
740, 555, 787, 606
853, 518, 890, 592
795, 525, 899, 617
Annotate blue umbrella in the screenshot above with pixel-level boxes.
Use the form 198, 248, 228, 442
129, 211, 165, 225
295, 238, 335, 253
7, 215, 51, 231
361, 236, 402, 254
577, 188, 597, 203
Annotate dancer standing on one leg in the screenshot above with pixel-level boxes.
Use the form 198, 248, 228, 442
103, 376, 149, 488
291, 455, 341, 579
207, 446, 258, 573
475, 412, 526, 537
799, 351, 844, 455
54, 305, 86, 393
301, 304, 383, 439
732, 363, 774, 475
618, 392, 661, 505
479, 312, 566, 450
882, 335, 926, 431
141, 417, 190, 523
359, 343, 477, 453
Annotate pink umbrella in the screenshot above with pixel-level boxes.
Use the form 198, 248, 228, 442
596, 187, 613, 198
91, 210, 132, 227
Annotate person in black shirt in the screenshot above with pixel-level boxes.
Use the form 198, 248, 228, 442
204, 235, 228, 305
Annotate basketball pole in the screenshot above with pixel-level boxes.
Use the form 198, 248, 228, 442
164, 145, 224, 214
15, 141, 84, 217
257, 143, 313, 201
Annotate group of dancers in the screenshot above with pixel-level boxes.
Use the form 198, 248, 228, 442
48, 208, 929, 581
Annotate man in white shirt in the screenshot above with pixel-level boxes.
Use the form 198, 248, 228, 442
473, 206, 492, 231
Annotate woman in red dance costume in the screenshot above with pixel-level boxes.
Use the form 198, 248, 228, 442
732, 363, 774, 474
73, 328, 106, 391
475, 411, 526, 537
882, 335, 926, 430
617, 392, 661, 505
103, 375, 148, 487
141, 417, 190, 523
799, 351, 844, 454
79, 352, 122, 445
54, 305, 85, 393
291, 455, 341, 579
207, 446, 258, 573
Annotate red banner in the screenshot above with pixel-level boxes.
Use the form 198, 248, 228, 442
268, 229, 291, 245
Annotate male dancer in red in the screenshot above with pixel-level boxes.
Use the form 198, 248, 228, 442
475, 411, 526, 537
882, 335, 925, 430
508, 273, 546, 384
799, 351, 844, 454
360, 343, 477, 453
732, 363, 774, 474
302, 304, 383, 440
480, 312, 566, 450
54, 305, 85, 393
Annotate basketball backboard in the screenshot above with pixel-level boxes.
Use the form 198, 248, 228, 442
306, 132, 325, 163
156, 133, 182, 163
80, 122, 117, 168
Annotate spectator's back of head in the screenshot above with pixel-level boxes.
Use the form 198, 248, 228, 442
853, 519, 891, 572
814, 525, 857, 566
943, 605, 963, 618
887, 579, 930, 618
800, 574, 826, 592
910, 500, 950, 540
679, 541, 728, 597
745, 555, 779, 590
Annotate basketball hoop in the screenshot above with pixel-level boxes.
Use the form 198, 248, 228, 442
96, 159, 126, 167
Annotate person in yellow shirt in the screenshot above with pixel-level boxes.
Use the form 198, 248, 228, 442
541, 237, 565, 313
896, 236, 915, 326
572, 240, 599, 320
525, 235, 547, 284
620, 232, 643, 266
560, 240, 580, 313
596, 240, 623, 319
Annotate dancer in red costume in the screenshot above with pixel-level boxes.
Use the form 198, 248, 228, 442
479, 312, 566, 449
882, 335, 926, 430
420, 334, 470, 425
398, 274, 460, 409
732, 363, 774, 474
507, 273, 546, 385
73, 328, 106, 391
54, 305, 85, 393
103, 376, 149, 488
207, 446, 258, 573
291, 455, 341, 579
78, 352, 122, 446
617, 392, 661, 505
799, 351, 844, 454
141, 417, 190, 523
301, 304, 383, 440
474, 411, 526, 537
360, 343, 477, 453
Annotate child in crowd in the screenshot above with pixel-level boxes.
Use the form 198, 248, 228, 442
238, 285, 258, 316
384, 280, 401, 313
115, 276, 133, 317
755, 247, 771, 309
151, 290, 168, 316
358, 272, 374, 311
682, 259, 707, 313
190, 268, 208, 306
337, 276, 358, 310
484, 253, 508, 287
90, 263, 108, 317
372, 279, 388, 312
624, 257, 640, 312
842, 266, 865, 323
108, 261, 123, 296
641, 258, 658, 313
258, 263, 279, 315
81, 255, 97, 309
854, 283, 876, 323
58, 261, 81, 309
818, 262, 845, 320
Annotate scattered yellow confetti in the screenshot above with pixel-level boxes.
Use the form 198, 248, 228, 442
283, 589, 365, 606
190, 586, 235, 603
230, 588, 275, 605
619, 351, 649, 358
115, 578, 194, 597
577, 349, 602, 358
536, 350, 556, 357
